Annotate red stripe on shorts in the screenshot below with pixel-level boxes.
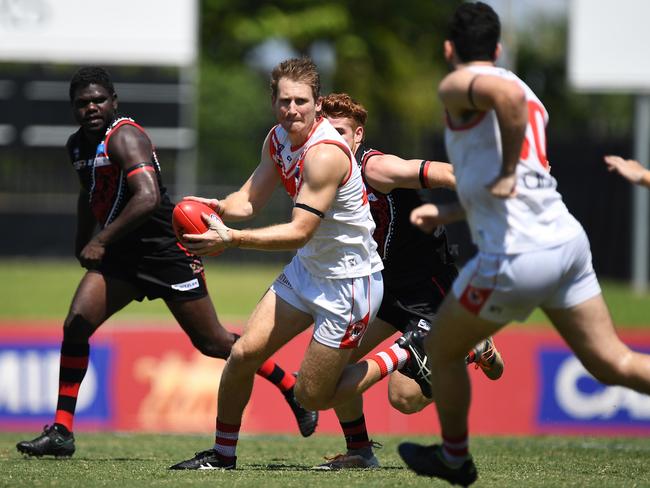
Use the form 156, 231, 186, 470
459, 285, 492, 315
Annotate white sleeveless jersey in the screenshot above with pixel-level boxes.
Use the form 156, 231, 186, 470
269, 117, 383, 278
445, 65, 582, 254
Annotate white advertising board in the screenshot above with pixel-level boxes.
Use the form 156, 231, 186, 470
0, 0, 197, 66
569, 0, 650, 92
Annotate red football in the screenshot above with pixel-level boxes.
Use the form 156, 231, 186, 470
172, 200, 224, 256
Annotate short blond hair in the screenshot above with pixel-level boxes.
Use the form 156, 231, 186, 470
270, 57, 321, 101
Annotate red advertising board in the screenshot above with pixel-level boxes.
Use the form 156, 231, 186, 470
2, 321, 650, 436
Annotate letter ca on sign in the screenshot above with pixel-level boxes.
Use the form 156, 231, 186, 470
555, 355, 650, 420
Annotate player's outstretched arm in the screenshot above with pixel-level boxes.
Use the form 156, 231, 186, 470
194, 132, 281, 222
604, 155, 650, 188
410, 202, 466, 234
363, 154, 455, 194
234, 143, 345, 250
182, 143, 346, 255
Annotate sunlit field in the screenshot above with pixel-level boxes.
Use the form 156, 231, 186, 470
3, 258, 650, 487
3, 433, 650, 487
2, 258, 650, 327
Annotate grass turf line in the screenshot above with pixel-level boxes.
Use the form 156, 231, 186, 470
3, 433, 650, 487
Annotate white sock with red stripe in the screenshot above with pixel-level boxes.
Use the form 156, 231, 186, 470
368, 343, 409, 379
441, 431, 469, 466
213, 419, 240, 462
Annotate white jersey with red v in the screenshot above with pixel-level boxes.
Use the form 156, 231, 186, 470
268, 117, 382, 279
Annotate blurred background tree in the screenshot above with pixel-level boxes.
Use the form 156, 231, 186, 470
514, 16, 632, 140
194, 0, 635, 276
0, 0, 637, 277
197, 1, 632, 183
197, 0, 458, 183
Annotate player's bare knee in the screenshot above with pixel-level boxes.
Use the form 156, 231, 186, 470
225, 339, 266, 374
389, 391, 426, 414
226, 340, 248, 365
293, 381, 328, 411
388, 394, 416, 414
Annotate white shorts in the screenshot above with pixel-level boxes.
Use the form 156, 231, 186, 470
270, 256, 383, 349
452, 230, 601, 323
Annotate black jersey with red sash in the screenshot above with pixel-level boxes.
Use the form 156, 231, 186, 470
356, 145, 453, 286
66, 117, 177, 253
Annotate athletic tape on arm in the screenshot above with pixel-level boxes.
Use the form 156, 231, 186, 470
295, 202, 325, 218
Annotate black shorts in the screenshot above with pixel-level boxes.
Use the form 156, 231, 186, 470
95, 242, 208, 302
377, 263, 458, 333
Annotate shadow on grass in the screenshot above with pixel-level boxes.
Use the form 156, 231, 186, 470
261, 463, 405, 471
16, 456, 156, 462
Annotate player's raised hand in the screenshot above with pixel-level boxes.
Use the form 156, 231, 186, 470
603, 155, 649, 185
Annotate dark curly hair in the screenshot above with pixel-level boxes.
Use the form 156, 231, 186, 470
69, 66, 115, 101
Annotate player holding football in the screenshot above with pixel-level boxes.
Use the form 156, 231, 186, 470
16, 67, 317, 459
315, 93, 504, 470
399, 3, 650, 485
172, 57, 446, 470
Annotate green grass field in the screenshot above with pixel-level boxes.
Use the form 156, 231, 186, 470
3, 258, 650, 487
3, 433, 650, 487
0, 258, 283, 323
2, 258, 650, 326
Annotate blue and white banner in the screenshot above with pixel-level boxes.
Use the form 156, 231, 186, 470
539, 348, 650, 426
0, 343, 111, 422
